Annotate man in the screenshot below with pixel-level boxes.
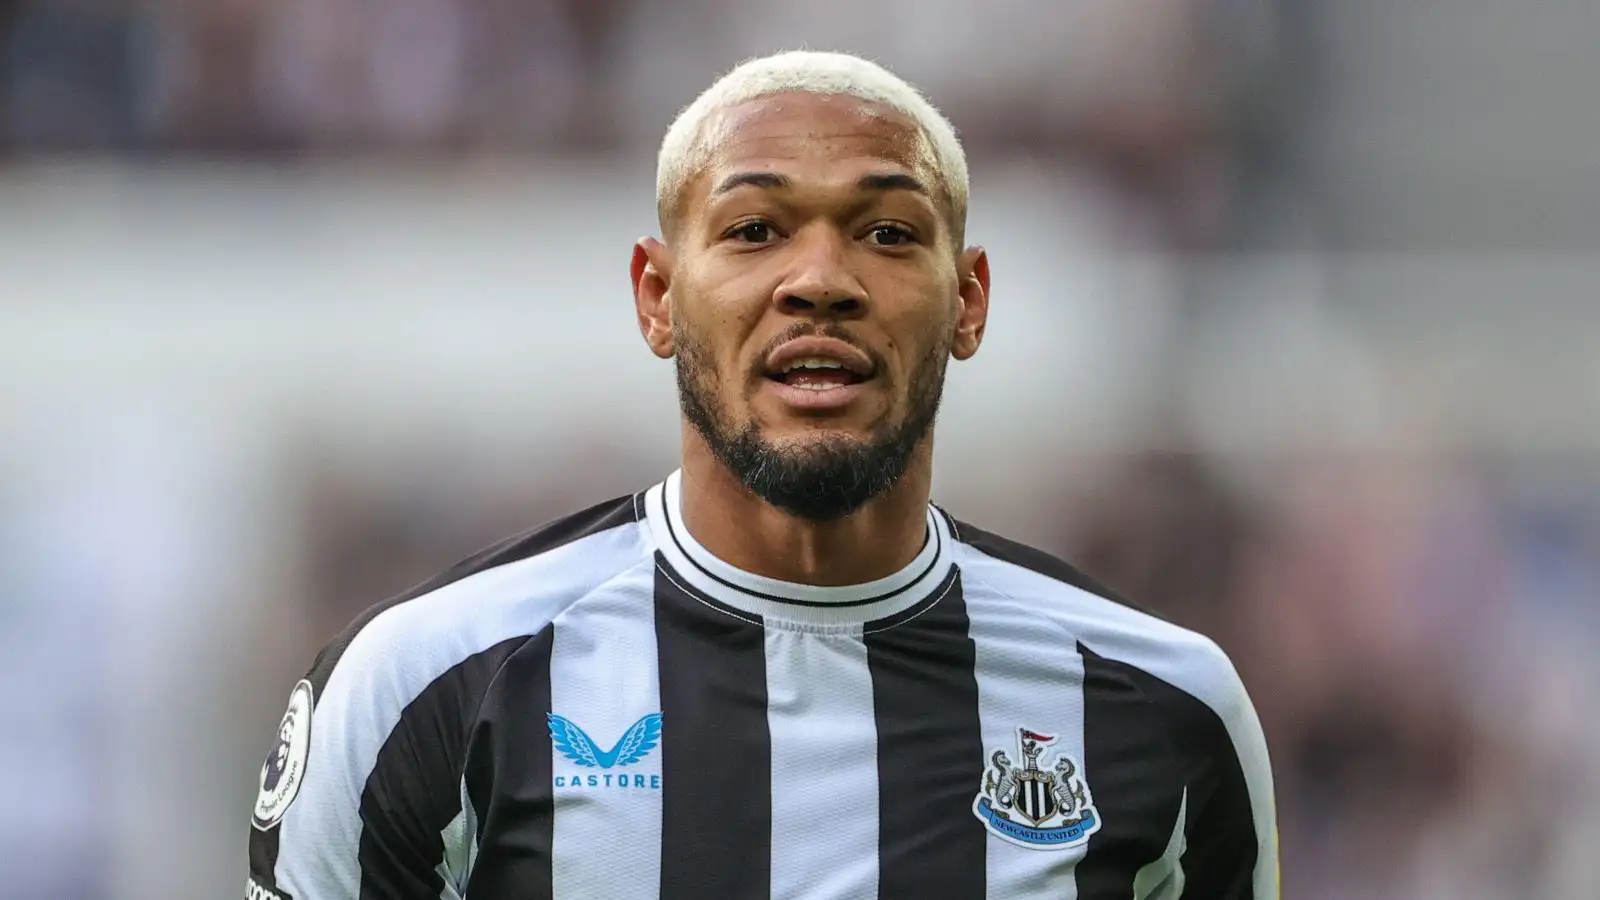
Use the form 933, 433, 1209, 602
245, 50, 1277, 899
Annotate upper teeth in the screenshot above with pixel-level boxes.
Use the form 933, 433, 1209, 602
786, 357, 845, 372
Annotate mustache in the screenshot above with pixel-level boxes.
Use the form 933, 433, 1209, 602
748, 323, 887, 379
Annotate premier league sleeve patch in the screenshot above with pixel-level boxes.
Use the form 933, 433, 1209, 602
252, 679, 315, 831
973, 727, 1102, 850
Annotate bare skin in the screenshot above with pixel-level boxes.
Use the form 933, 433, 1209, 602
631, 92, 991, 587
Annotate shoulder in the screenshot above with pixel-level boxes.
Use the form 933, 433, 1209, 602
249, 493, 654, 874
946, 512, 1248, 721
301, 492, 648, 709
941, 514, 1279, 893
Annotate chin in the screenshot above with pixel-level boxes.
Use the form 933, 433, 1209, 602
760, 422, 878, 449
753, 401, 891, 436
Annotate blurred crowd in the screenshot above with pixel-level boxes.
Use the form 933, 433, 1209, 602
1070, 453, 1600, 899
4, 2, 1599, 899
1, 0, 1273, 150
2, 0, 1285, 254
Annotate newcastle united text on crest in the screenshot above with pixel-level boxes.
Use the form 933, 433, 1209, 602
973, 727, 1101, 850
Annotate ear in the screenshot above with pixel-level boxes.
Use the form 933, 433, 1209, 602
631, 237, 675, 359
951, 245, 990, 361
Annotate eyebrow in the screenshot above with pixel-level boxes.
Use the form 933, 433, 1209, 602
856, 173, 929, 196
711, 171, 931, 198
712, 171, 791, 195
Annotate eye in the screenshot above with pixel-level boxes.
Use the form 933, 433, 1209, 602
865, 224, 916, 247
727, 221, 777, 244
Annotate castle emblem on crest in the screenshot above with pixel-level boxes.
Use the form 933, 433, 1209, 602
973, 727, 1101, 850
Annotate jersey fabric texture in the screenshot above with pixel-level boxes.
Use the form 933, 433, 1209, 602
246, 471, 1278, 900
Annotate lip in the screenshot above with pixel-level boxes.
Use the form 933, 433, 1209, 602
763, 336, 875, 379
761, 377, 869, 411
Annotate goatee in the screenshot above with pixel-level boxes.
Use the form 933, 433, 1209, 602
675, 325, 947, 521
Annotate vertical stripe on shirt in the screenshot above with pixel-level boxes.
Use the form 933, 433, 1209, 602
548, 563, 664, 898
1074, 644, 1186, 898
962, 581, 1089, 898
354, 637, 528, 898
1094, 650, 1259, 899
866, 573, 986, 899
461, 627, 556, 900
765, 627, 879, 900
654, 565, 772, 900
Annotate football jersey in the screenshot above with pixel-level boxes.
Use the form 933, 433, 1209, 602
246, 471, 1277, 899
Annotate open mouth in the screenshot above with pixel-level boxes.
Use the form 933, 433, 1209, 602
765, 357, 872, 391
762, 336, 877, 393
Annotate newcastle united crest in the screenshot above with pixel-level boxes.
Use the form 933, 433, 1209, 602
973, 727, 1101, 850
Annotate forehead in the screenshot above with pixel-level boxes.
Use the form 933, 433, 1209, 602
697, 92, 939, 194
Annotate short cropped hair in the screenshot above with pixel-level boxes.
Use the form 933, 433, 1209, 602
656, 51, 969, 242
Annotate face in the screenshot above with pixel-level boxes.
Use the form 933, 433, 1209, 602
634, 92, 989, 520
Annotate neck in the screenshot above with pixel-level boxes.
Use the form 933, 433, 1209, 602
677, 428, 934, 586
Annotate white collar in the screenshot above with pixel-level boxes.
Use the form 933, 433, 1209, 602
643, 470, 956, 627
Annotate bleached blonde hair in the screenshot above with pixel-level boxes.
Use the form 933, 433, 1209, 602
656, 51, 970, 241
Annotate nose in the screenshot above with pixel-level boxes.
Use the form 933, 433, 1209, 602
772, 226, 867, 318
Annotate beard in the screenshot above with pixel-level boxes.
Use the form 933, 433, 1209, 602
675, 323, 948, 522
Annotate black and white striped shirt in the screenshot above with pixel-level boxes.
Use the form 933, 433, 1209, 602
246, 471, 1277, 899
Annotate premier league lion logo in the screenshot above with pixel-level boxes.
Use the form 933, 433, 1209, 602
262, 706, 298, 793
253, 680, 315, 831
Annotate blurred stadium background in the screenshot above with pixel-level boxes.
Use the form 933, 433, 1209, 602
3, 1, 1599, 898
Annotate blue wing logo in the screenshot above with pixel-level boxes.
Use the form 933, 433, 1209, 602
608, 712, 664, 767
548, 712, 663, 769
547, 713, 605, 768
